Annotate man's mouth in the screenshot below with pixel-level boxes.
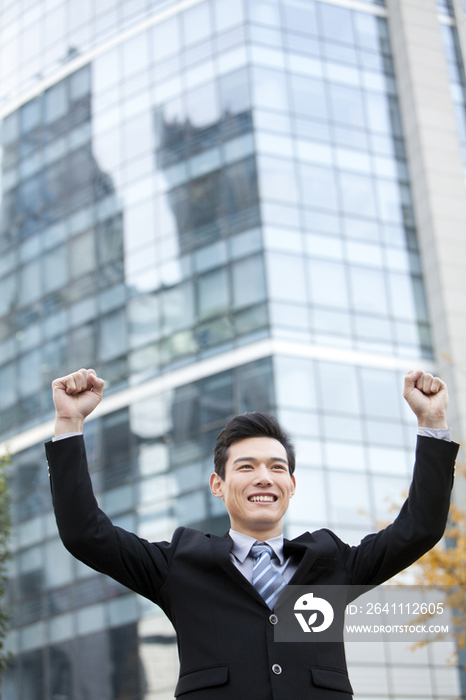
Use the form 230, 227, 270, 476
248, 495, 277, 503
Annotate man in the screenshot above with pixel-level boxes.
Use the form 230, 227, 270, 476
46, 367, 458, 699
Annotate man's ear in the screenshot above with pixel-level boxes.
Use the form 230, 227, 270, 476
209, 472, 224, 498
290, 474, 296, 497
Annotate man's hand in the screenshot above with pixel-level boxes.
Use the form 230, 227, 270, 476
52, 368, 105, 436
403, 370, 449, 429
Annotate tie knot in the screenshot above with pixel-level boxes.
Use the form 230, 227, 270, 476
250, 542, 273, 560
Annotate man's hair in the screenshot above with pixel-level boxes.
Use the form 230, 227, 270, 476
214, 412, 296, 480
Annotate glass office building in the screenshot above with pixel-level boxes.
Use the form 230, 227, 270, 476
1, 0, 465, 697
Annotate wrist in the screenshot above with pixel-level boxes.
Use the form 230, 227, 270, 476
54, 416, 84, 436
417, 417, 448, 430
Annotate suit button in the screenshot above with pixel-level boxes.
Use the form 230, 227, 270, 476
269, 614, 278, 625
272, 664, 282, 675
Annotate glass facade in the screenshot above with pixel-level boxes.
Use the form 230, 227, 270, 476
441, 20, 466, 170
437, 0, 454, 16
0, 1, 462, 699
0, 0, 433, 444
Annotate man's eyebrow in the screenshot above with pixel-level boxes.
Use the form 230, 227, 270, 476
232, 456, 289, 465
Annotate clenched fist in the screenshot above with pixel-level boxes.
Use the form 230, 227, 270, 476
52, 368, 105, 436
403, 370, 449, 429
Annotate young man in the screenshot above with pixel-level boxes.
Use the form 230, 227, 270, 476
46, 368, 458, 699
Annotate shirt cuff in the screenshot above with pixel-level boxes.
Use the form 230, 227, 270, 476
417, 427, 452, 442
52, 432, 83, 442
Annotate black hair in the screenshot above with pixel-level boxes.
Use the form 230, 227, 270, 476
214, 412, 295, 479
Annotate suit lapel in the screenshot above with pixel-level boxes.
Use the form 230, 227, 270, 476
283, 533, 320, 585
210, 533, 269, 608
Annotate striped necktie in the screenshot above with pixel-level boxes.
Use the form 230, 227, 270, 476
250, 542, 287, 610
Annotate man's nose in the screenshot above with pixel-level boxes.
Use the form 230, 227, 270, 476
254, 465, 272, 483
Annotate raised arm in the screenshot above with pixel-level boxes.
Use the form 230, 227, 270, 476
52, 368, 105, 436
340, 370, 457, 585
47, 368, 176, 603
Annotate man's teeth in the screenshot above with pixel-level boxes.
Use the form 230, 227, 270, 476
250, 496, 275, 502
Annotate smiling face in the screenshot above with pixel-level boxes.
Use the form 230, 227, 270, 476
209, 436, 296, 540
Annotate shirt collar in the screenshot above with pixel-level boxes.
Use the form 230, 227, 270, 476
229, 529, 285, 565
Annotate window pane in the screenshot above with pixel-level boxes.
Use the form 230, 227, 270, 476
70, 232, 96, 277
224, 156, 259, 214
317, 362, 361, 414
388, 272, 417, 320
122, 34, 149, 76
339, 173, 377, 217
19, 260, 41, 305
183, 2, 211, 44
197, 268, 229, 319
20, 98, 41, 133
328, 84, 365, 128
100, 309, 127, 361
289, 468, 327, 524
43, 246, 68, 293
328, 471, 370, 526
151, 17, 180, 61
219, 68, 250, 116
237, 358, 274, 413
0, 274, 16, 315
18, 350, 41, 396
252, 67, 289, 110
0, 363, 16, 408
350, 267, 388, 314
232, 255, 266, 308
44, 540, 73, 587
300, 164, 338, 211
282, 0, 318, 35
162, 282, 194, 334
290, 75, 327, 119
128, 295, 160, 348
258, 155, 298, 203
308, 259, 349, 309
68, 324, 96, 369
319, 4, 355, 45
44, 81, 68, 124
274, 356, 317, 410
266, 252, 306, 302
186, 82, 219, 128
213, 0, 244, 31
369, 448, 409, 477
93, 47, 119, 91
376, 179, 403, 224
200, 371, 233, 425
325, 442, 365, 472
360, 368, 402, 420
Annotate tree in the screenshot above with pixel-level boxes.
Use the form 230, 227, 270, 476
399, 458, 466, 667
410, 499, 466, 657
377, 455, 466, 670
0, 453, 11, 678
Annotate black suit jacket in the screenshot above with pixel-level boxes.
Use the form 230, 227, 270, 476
45, 435, 458, 699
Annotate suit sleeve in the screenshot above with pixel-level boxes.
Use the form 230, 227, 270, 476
337, 435, 458, 585
45, 435, 181, 603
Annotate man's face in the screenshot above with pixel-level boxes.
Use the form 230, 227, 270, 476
209, 437, 296, 538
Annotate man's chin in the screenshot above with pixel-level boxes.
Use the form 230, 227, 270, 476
248, 513, 282, 528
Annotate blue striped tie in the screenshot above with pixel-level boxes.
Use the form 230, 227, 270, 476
250, 542, 287, 610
